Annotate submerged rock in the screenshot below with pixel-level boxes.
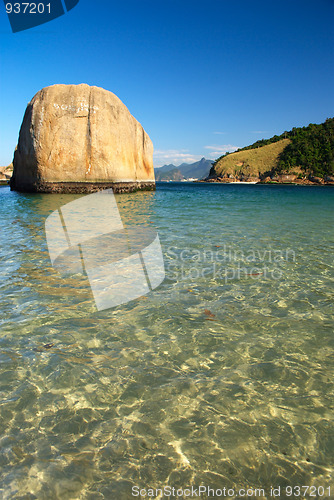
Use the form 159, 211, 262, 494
11, 84, 155, 193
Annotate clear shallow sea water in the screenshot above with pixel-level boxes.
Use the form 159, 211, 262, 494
0, 182, 333, 499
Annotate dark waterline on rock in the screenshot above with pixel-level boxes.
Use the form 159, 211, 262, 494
0, 183, 333, 498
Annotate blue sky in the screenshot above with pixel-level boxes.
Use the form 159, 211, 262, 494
1, 0, 333, 167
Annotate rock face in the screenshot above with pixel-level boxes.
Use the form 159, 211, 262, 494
11, 84, 155, 193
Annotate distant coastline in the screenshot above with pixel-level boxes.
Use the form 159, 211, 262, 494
157, 179, 334, 186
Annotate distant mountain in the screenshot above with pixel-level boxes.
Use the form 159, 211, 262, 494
155, 158, 213, 181
155, 163, 178, 173
155, 168, 184, 181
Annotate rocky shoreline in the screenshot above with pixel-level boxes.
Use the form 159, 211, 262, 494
201, 173, 334, 185
0, 164, 12, 185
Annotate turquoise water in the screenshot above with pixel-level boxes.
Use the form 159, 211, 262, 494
0, 182, 333, 499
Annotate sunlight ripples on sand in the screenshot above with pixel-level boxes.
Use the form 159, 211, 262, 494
0, 183, 333, 499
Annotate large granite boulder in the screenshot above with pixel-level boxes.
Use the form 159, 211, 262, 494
10, 84, 155, 193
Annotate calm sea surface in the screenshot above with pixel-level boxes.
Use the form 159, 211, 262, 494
0, 182, 333, 499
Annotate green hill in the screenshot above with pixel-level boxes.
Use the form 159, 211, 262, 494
210, 118, 334, 181
211, 139, 291, 180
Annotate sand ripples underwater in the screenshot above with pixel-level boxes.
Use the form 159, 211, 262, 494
0, 183, 333, 499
